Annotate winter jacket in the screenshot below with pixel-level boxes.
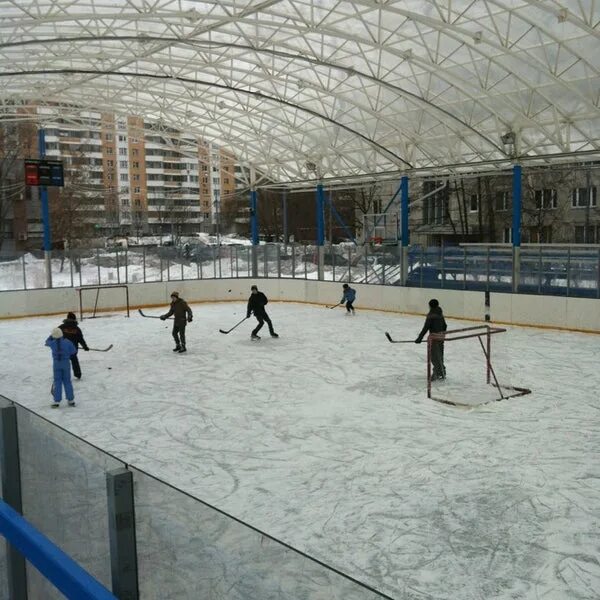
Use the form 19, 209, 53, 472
163, 298, 193, 324
416, 307, 447, 343
341, 287, 356, 303
247, 292, 269, 317
59, 318, 89, 351
45, 337, 77, 362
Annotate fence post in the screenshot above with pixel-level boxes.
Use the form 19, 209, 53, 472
348, 247, 352, 283
125, 249, 129, 284
463, 247, 467, 290
22, 254, 27, 290
538, 247, 542, 294
142, 246, 146, 283
276, 244, 281, 278
116, 250, 120, 284
597, 248, 600, 299
566, 247, 571, 297
440, 244, 445, 289
511, 164, 522, 293
0, 402, 28, 600
97, 248, 101, 285
69, 251, 74, 288
486, 246, 490, 291
106, 468, 139, 599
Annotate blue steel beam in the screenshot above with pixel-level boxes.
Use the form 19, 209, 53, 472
0, 500, 116, 599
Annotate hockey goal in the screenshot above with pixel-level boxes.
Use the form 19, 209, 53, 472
77, 284, 130, 320
427, 325, 531, 407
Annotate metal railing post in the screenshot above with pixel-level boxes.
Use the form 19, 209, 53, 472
304, 245, 308, 279
486, 246, 490, 291
538, 247, 542, 294
276, 244, 281, 278
125, 249, 129, 284
291, 243, 296, 278
566, 247, 571, 297
142, 246, 146, 283
348, 247, 352, 283
21, 254, 27, 290
97, 248, 101, 285
463, 247, 467, 290
0, 401, 28, 600
69, 251, 74, 288
116, 250, 120, 284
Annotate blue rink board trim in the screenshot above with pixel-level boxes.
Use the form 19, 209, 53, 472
0, 500, 116, 600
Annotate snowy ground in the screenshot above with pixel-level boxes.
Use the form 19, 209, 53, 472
1, 303, 599, 599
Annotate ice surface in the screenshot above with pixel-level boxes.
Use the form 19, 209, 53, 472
1, 302, 599, 599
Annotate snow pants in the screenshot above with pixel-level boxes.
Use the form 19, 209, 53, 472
172, 321, 187, 347
345, 301, 355, 313
430, 341, 445, 380
252, 311, 275, 336
52, 360, 74, 403
70, 353, 81, 379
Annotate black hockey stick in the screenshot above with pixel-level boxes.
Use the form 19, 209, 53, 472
327, 302, 342, 309
385, 332, 414, 344
219, 317, 249, 334
88, 345, 113, 352
138, 309, 172, 320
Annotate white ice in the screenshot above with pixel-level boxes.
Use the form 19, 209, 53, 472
1, 302, 599, 599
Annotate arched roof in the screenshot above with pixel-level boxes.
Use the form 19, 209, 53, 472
1, 0, 599, 182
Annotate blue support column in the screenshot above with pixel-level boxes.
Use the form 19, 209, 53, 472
400, 176, 409, 285
38, 129, 53, 288
316, 183, 325, 245
512, 164, 522, 292
316, 183, 325, 280
250, 188, 259, 277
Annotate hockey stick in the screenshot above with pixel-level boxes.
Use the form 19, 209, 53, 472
327, 302, 342, 309
385, 332, 414, 343
138, 309, 172, 320
219, 317, 249, 334
88, 345, 113, 352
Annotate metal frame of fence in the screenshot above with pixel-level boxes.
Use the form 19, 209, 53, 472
1, 243, 599, 299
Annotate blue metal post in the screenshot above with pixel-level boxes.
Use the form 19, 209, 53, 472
316, 183, 325, 245
400, 176, 409, 246
38, 129, 53, 288
512, 164, 522, 291
250, 188, 259, 277
250, 188, 259, 245
400, 176, 409, 285
282, 189, 288, 245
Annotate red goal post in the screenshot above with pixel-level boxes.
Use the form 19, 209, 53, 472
427, 325, 531, 406
77, 284, 130, 320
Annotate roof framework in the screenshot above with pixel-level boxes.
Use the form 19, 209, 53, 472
0, 0, 599, 184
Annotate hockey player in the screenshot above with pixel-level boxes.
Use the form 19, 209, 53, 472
340, 283, 356, 315
59, 312, 89, 379
415, 298, 447, 380
160, 291, 193, 353
246, 285, 278, 340
45, 328, 77, 407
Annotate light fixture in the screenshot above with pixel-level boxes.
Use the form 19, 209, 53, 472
501, 131, 515, 145
558, 8, 568, 22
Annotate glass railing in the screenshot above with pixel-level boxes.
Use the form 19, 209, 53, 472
1, 396, 392, 599
1, 243, 599, 298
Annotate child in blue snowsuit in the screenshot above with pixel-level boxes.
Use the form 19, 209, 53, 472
45, 327, 77, 407
340, 283, 356, 315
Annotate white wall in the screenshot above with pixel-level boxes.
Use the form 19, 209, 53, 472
0, 280, 598, 333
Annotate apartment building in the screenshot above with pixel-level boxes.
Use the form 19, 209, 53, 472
1, 106, 245, 250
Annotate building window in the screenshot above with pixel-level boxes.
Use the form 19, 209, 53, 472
574, 225, 598, 243
534, 189, 557, 210
122, 198, 130, 206
571, 187, 597, 208
106, 147, 113, 155
106, 160, 113, 167
496, 191, 510, 211
131, 137, 139, 144
118, 135, 127, 142
132, 149, 139, 156
132, 161, 139, 168
133, 175, 140, 181
120, 174, 129, 182
134, 187, 141, 193
422, 181, 448, 225
105, 133, 113, 141
469, 194, 478, 212
119, 160, 128, 168
528, 226, 553, 243
503, 227, 512, 243
223, 178, 230, 184
119, 148, 127, 155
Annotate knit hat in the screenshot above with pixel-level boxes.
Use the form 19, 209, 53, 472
429, 298, 439, 308
170, 291, 179, 298
251, 285, 258, 291
342, 283, 349, 289
67, 312, 77, 320
51, 327, 63, 339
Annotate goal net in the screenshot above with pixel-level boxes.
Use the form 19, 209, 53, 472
427, 325, 530, 407
77, 284, 130, 320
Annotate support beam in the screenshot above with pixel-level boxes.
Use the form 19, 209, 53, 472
250, 183, 259, 278
316, 183, 325, 280
400, 176, 409, 286
0, 401, 27, 600
106, 469, 139, 600
38, 129, 52, 289
512, 165, 522, 292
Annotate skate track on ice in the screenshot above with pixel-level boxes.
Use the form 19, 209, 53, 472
1, 302, 599, 599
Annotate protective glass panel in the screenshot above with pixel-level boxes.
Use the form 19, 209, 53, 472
131, 467, 388, 600
16, 406, 122, 598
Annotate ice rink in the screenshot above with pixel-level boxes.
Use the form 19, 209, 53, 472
1, 301, 599, 599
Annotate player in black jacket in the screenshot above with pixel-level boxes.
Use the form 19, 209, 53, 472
246, 285, 278, 340
415, 299, 447, 380
58, 312, 89, 379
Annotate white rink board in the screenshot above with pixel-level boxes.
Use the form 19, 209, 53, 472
1, 301, 599, 599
